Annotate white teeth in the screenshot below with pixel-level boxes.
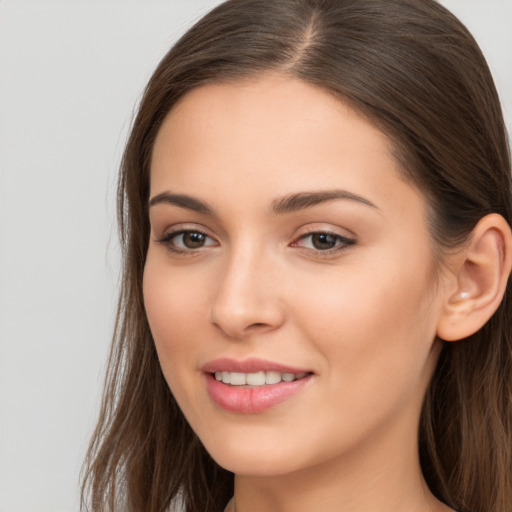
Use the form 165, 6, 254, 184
213, 370, 308, 386
265, 371, 281, 385
230, 372, 247, 385
246, 371, 266, 386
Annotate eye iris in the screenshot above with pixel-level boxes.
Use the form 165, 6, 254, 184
312, 233, 337, 250
183, 232, 206, 248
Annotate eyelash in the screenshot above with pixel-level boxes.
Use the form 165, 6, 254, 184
292, 230, 356, 255
155, 229, 356, 256
156, 229, 216, 254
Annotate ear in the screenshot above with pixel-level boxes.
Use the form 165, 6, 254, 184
437, 214, 512, 342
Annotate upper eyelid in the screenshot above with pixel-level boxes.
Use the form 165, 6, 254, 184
157, 228, 216, 243
154, 222, 215, 238
296, 231, 353, 241
292, 231, 355, 247
292, 223, 357, 240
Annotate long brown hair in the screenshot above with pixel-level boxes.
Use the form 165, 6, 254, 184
81, 1, 512, 511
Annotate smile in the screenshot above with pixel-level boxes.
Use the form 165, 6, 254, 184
202, 359, 314, 414
214, 371, 308, 386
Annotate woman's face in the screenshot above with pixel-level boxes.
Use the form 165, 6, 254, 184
144, 75, 447, 477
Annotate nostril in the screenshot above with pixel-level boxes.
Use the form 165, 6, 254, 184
245, 322, 274, 333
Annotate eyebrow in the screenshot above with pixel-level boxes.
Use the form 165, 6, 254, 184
148, 189, 378, 215
270, 190, 378, 214
148, 192, 214, 215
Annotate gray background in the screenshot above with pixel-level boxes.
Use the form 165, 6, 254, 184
0, 1, 510, 511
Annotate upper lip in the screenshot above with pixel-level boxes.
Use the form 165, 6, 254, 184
202, 357, 312, 374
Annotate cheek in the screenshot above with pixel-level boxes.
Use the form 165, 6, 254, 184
142, 251, 209, 386
292, 250, 439, 399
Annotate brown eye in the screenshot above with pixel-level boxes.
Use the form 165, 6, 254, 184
293, 231, 356, 253
182, 231, 207, 248
311, 233, 338, 250
157, 229, 217, 252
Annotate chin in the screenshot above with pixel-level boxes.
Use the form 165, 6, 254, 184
200, 432, 305, 476
214, 453, 301, 477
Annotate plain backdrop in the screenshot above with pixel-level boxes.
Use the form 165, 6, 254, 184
0, 1, 510, 511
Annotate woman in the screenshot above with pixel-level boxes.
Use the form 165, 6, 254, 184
82, 1, 512, 511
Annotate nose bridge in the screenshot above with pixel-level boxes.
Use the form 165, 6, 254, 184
210, 237, 284, 338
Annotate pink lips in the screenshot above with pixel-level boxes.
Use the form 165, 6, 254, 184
202, 358, 313, 414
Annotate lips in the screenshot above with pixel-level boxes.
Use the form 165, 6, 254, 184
202, 358, 313, 414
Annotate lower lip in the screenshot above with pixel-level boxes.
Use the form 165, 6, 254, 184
205, 373, 313, 414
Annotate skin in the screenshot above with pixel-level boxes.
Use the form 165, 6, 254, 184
144, 74, 456, 512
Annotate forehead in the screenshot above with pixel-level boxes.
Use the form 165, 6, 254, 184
154, 75, 392, 155
150, 74, 424, 218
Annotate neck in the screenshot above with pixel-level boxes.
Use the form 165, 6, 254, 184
230, 421, 453, 512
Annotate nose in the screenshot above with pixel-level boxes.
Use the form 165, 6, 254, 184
209, 245, 286, 339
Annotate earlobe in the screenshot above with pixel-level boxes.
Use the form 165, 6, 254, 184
437, 214, 512, 342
